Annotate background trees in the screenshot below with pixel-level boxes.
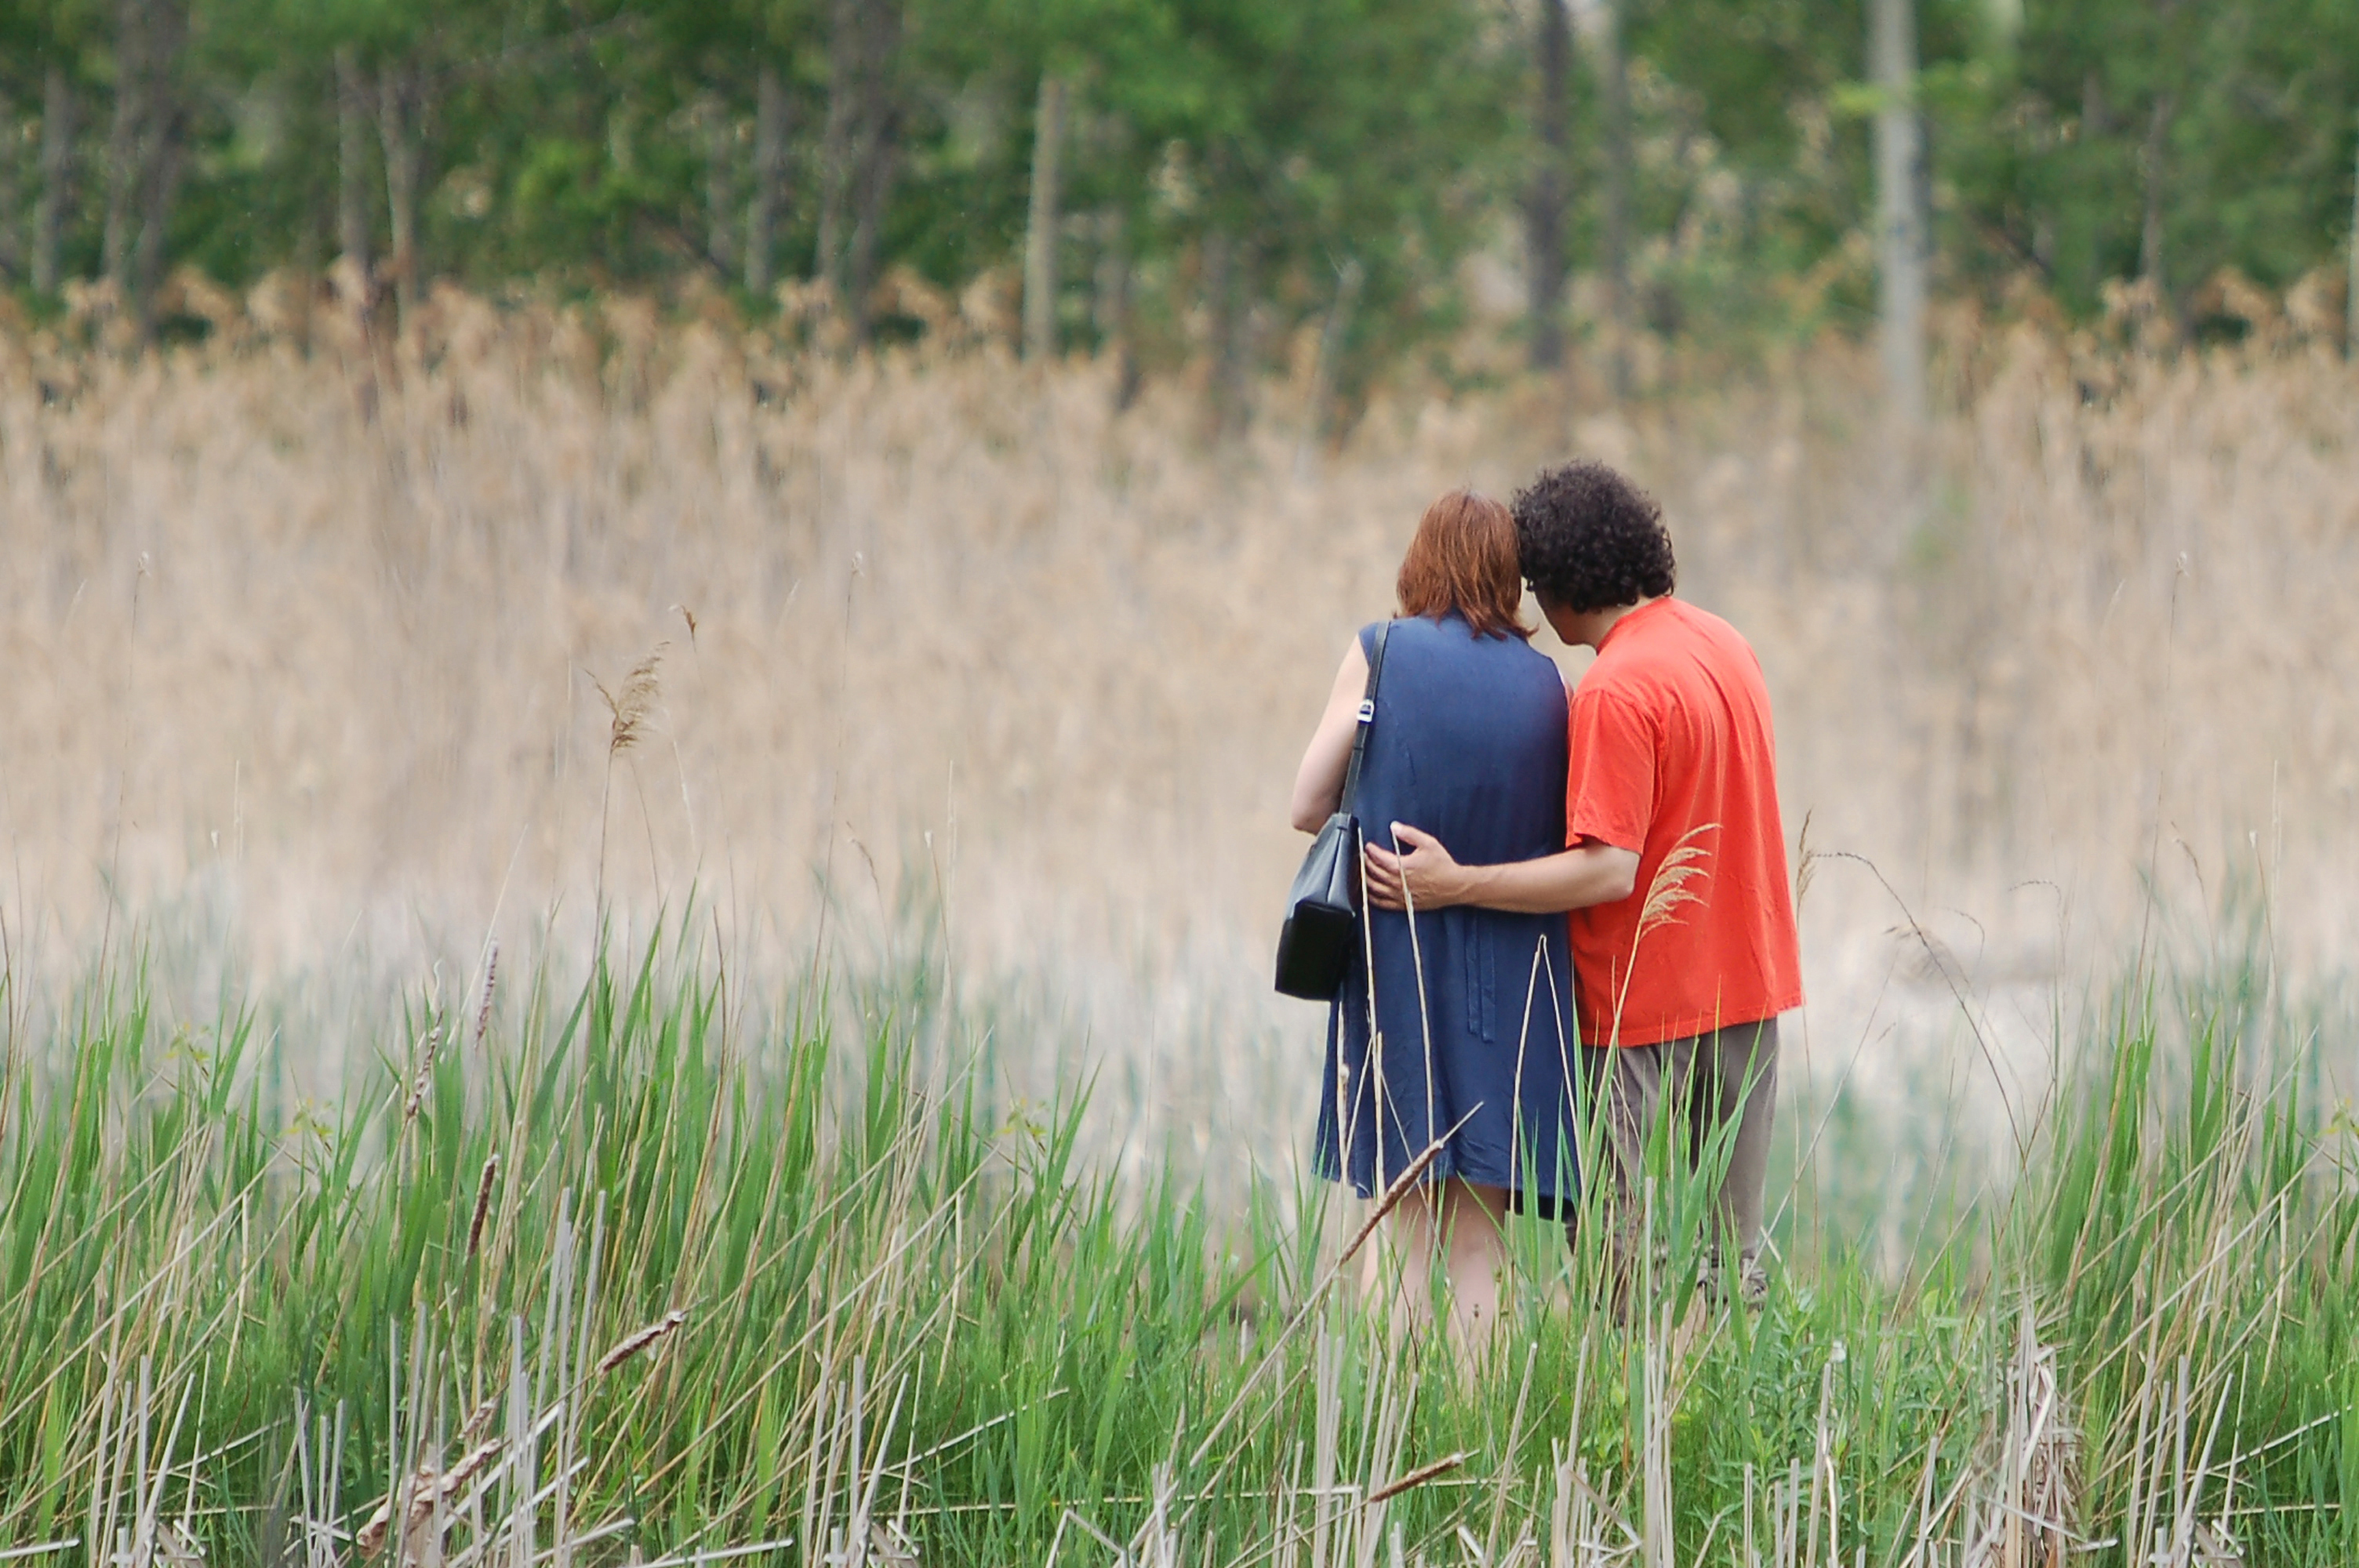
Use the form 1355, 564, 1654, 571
0, 0, 2353, 384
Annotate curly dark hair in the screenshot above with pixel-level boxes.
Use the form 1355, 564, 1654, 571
1510, 460, 1676, 613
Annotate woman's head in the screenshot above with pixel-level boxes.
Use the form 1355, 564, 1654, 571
1396, 489, 1530, 640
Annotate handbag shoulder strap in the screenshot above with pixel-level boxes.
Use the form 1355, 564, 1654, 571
1339, 619, 1392, 814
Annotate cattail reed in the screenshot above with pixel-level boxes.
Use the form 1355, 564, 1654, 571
402, 1024, 445, 1126
596, 1308, 688, 1374
471, 942, 499, 1049
1364, 1452, 1465, 1507
466, 1154, 500, 1260
354, 1439, 503, 1556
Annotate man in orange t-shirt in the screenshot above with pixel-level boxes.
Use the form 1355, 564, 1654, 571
1365, 459, 1803, 1305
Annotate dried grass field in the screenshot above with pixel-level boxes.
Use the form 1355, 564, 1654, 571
2, 294, 2358, 1563
6, 292, 2358, 1152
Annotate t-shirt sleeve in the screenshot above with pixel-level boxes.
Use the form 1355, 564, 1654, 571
1565, 688, 1655, 852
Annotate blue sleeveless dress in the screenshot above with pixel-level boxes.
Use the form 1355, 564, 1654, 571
1314, 613, 1579, 1203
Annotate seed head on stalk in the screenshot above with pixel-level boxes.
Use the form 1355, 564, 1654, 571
591, 644, 666, 757
354, 1438, 503, 1556
597, 1309, 688, 1374
590, 642, 667, 905
471, 942, 499, 1049
466, 1155, 500, 1260
401, 1025, 445, 1126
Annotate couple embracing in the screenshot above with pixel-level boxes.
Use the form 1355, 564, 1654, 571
1286, 460, 1802, 1345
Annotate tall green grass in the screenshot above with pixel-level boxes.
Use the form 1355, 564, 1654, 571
0, 911, 2353, 1565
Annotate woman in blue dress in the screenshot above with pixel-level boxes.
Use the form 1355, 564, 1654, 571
1289, 489, 1578, 1348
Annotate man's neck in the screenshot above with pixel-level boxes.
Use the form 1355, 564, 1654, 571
1556, 593, 1659, 651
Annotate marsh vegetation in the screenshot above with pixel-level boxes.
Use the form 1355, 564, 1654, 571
2, 298, 2357, 1562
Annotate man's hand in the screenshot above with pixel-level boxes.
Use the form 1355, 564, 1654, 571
1363, 823, 1470, 910
1365, 830, 1643, 916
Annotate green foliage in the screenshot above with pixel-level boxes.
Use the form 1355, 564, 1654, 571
1, 912, 2354, 1561
2, 0, 2352, 368
1941, 0, 2359, 319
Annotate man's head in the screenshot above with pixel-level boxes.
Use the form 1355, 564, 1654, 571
1510, 461, 1675, 640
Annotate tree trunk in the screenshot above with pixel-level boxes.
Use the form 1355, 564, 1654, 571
97, 0, 187, 338
335, 49, 372, 288
1202, 227, 1230, 423
845, 114, 897, 346
702, 98, 732, 278
294, 143, 323, 351
129, 112, 183, 343
377, 60, 423, 327
1524, 0, 1569, 372
128, 0, 187, 341
1022, 72, 1067, 361
2138, 92, 2174, 296
103, 0, 147, 293
2346, 129, 2359, 361
842, 0, 903, 346
1600, 0, 1633, 397
1205, 229, 1255, 437
33, 64, 74, 296
1094, 209, 1140, 409
745, 64, 785, 294
1298, 256, 1362, 473
2136, 0, 2183, 330
1870, 0, 1926, 429
0, 88, 21, 284
814, 0, 858, 297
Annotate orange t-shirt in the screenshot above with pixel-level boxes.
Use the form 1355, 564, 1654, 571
1563, 597, 1803, 1046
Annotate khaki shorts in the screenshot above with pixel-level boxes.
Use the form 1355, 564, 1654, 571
1578, 1017, 1779, 1296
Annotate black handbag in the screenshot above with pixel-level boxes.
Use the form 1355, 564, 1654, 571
1274, 620, 1392, 1000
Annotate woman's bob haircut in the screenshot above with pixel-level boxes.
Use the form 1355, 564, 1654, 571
1395, 488, 1531, 640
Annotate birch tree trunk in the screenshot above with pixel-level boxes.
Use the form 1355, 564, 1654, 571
745, 64, 785, 294
1022, 72, 1067, 361
1524, 0, 1569, 372
1600, 0, 1633, 397
33, 64, 74, 295
1870, 0, 1926, 430
335, 49, 373, 290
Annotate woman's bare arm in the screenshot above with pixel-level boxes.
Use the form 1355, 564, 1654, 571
1289, 637, 1370, 833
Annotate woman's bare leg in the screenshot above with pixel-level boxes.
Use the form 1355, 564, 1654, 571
1437, 1181, 1510, 1350
1359, 1180, 1510, 1356
1362, 1182, 1441, 1334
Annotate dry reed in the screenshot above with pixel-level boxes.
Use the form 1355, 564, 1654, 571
2, 287, 2355, 1179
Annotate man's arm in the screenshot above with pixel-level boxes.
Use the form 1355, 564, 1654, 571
1364, 823, 1638, 914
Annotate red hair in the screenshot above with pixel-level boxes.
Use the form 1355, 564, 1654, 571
1395, 489, 1530, 639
